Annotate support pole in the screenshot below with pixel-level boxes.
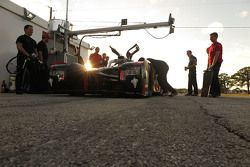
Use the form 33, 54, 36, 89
63, 0, 69, 53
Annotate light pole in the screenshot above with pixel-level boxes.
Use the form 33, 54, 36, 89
64, 0, 69, 53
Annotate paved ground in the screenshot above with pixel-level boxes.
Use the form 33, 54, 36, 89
0, 93, 249, 167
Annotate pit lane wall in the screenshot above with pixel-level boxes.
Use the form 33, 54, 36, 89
0, 0, 90, 88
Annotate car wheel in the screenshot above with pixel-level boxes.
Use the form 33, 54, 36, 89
64, 63, 84, 91
147, 69, 153, 97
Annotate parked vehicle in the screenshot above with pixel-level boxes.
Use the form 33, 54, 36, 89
49, 44, 162, 97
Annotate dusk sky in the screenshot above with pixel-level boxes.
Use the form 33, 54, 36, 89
10, 0, 250, 88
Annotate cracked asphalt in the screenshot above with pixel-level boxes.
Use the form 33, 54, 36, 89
0, 93, 249, 167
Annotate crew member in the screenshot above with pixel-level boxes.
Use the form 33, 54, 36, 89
89, 47, 103, 68
16, 24, 37, 94
37, 31, 49, 64
139, 57, 177, 96
37, 31, 50, 91
207, 32, 223, 97
102, 53, 109, 67
185, 50, 198, 96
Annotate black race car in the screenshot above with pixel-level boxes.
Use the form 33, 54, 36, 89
49, 44, 162, 97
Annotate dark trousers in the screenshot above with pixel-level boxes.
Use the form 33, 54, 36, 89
188, 71, 198, 95
16, 56, 25, 93
29, 60, 40, 92
210, 62, 221, 96
16, 56, 40, 93
38, 63, 49, 92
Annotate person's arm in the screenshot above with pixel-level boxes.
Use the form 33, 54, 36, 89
33, 40, 38, 58
188, 61, 197, 69
37, 42, 43, 61
38, 50, 43, 62
89, 54, 93, 61
209, 51, 219, 69
16, 42, 29, 57
34, 48, 38, 57
185, 58, 197, 70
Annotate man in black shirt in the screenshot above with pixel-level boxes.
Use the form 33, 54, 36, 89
37, 31, 49, 64
185, 50, 198, 96
16, 24, 37, 94
37, 32, 50, 91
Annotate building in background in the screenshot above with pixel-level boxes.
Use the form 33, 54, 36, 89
0, 0, 90, 89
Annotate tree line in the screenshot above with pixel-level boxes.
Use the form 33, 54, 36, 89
219, 67, 250, 94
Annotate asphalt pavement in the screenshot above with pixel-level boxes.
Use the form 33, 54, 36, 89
0, 93, 249, 167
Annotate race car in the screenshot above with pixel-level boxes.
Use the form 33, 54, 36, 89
49, 63, 67, 92
49, 44, 162, 97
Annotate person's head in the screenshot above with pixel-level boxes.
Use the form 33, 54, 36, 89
95, 47, 100, 53
24, 25, 33, 36
186, 50, 192, 57
210, 32, 218, 43
138, 57, 145, 61
42, 31, 49, 42
102, 53, 107, 58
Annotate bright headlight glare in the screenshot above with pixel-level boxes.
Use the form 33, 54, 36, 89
85, 61, 92, 71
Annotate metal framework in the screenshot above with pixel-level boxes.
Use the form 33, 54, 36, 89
62, 13, 175, 53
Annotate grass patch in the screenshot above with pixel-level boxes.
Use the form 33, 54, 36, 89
222, 93, 250, 98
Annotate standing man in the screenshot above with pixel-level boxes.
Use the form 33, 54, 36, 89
16, 24, 37, 94
89, 47, 103, 68
37, 31, 50, 91
139, 57, 177, 96
37, 31, 49, 64
185, 50, 198, 96
207, 32, 223, 97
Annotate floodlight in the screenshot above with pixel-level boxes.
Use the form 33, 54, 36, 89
24, 8, 36, 20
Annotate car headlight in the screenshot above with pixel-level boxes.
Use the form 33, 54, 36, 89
85, 61, 93, 71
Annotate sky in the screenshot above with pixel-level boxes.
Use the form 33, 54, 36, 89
10, 0, 250, 88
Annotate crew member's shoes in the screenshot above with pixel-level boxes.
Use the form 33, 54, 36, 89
172, 91, 178, 96
162, 92, 170, 96
208, 94, 219, 98
168, 92, 174, 97
16, 90, 23, 94
192, 94, 198, 96
161, 92, 173, 97
185, 93, 192, 96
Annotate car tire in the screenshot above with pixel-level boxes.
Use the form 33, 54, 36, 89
64, 63, 84, 91
147, 69, 153, 97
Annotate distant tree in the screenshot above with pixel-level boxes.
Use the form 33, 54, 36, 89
218, 73, 233, 93
231, 67, 250, 94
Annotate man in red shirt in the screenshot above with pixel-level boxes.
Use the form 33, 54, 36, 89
89, 47, 103, 68
207, 32, 223, 97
